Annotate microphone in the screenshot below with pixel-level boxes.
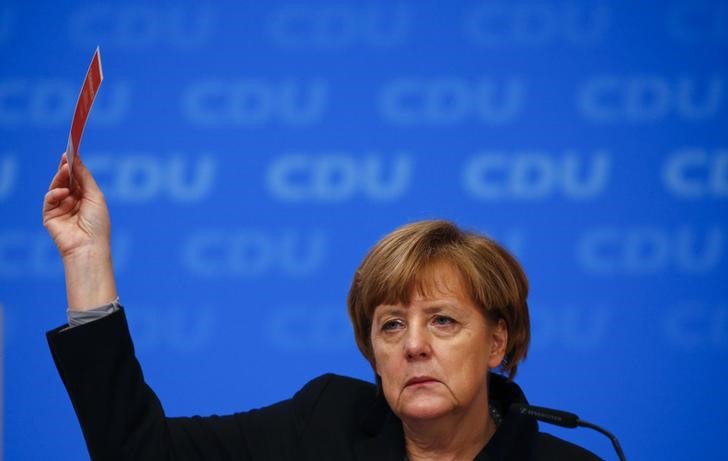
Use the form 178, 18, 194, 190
511, 404, 626, 461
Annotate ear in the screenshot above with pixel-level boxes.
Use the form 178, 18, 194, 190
487, 318, 508, 369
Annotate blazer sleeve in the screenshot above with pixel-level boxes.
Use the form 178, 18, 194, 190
47, 308, 332, 461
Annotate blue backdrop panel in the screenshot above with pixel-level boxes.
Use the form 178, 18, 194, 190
1, 1, 727, 459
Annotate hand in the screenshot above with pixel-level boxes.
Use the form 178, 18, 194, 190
43, 153, 110, 259
43, 153, 117, 310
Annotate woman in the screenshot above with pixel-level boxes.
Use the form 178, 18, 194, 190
43, 154, 598, 460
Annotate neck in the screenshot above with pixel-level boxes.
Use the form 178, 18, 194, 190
402, 396, 495, 461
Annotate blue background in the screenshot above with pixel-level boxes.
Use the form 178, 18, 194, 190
1, 1, 727, 459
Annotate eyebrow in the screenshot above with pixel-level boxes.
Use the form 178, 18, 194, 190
374, 303, 460, 320
374, 307, 406, 319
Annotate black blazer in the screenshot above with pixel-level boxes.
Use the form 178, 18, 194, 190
47, 308, 599, 461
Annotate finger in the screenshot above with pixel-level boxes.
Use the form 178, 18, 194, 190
48, 163, 70, 191
57, 152, 68, 170
49, 195, 80, 215
45, 195, 78, 222
71, 154, 102, 196
45, 187, 70, 203
42, 187, 71, 217
49, 152, 68, 189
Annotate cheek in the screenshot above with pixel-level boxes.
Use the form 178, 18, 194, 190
375, 350, 404, 406
371, 339, 402, 382
441, 336, 490, 381
371, 342, 390, 375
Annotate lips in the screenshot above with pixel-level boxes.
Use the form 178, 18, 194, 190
405, 376, 439, 387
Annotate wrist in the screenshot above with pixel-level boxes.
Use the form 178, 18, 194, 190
61, 241, 112, 266
63, 246, 118, 311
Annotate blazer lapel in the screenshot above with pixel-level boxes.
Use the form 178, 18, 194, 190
354, 393, 406, 461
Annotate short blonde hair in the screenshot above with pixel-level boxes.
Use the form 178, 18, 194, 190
347, 220, 530, 379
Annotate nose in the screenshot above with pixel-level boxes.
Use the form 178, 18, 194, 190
404, 325, 432, 360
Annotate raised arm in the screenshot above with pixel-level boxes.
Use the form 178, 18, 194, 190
41, 153, 308, 460
43, 153, 117, 310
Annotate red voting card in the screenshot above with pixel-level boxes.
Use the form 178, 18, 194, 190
66, 47, 103, 184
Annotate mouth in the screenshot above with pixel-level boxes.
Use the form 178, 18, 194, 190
405, 376, 439, 387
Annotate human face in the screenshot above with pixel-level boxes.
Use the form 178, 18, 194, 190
370, 262, 507, 423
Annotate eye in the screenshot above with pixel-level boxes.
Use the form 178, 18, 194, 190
432, 315, 456, 327
381, 319, 404, 331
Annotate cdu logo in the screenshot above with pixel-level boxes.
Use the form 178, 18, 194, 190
181, 229, 326, 277
266, 306, 351, 350
379, 77, 525, 125
68, 5, 215, 49
0, 79, 130, 126
0, 231, 131, 278
530, 305, 609, 350
475, 227, 527, 260
663, 303, 727, 350
464, 3, 609, 46
0, 154, 17, 201
662, 148, 728, 199
576, 226, 723, 275
127, 306, 215, 352
665, 3, 728, 44
463, 150, 610, 200
265, 153, 412, 202
577, 75, 723, 123
181, 79, 328, 127
85, 153, 216, 203
267, 4, 411, 49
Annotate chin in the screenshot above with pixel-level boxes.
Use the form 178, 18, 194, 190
399, 397, 454, 421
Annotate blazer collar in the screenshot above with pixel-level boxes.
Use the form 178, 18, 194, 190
481, 374, 539, 460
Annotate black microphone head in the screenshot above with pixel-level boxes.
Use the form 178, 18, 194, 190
510, 404, 627, 461
510, 403, 580, 428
